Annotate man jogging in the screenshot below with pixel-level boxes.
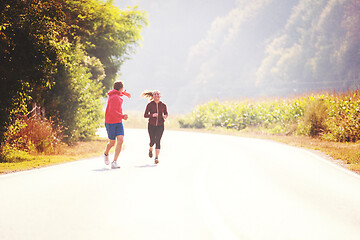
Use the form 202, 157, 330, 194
104, 80, 130, 169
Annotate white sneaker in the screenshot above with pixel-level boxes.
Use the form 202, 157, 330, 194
111, 161, 120, 169
104, 154, 110, 165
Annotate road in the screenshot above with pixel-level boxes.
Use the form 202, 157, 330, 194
1, 129, 360, 240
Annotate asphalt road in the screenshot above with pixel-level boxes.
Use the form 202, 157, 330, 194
1, 128, 360, 240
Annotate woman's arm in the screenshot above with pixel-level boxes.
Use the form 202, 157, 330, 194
162, 104, 168, 119
144, 103, 152, 118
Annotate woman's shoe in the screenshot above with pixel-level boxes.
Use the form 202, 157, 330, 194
149, 149, 153, 158
155, 157, 159, 164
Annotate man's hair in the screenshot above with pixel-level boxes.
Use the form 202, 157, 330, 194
113, 80, 124, 91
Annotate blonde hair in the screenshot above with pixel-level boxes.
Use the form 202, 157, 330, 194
141, 90, 160, 101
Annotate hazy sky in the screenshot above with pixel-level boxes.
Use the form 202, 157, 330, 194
113, 0, 298, 113
112, 0, 359, 114
114, 0, 240, 113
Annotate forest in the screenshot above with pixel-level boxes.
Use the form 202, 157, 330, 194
172, 0, 360, 111
255, 0, 360, 95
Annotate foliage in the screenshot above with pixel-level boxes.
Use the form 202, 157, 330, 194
0, 0, 67, 142
62, 0, 148, 92
324, 90, 360, 142
0, 0, 147, 152
179, 88, 360, 142
0, 114, 64, 163
43, 41, 104, 142
179, 99, 305, 131
296, 96, 329, 137
0, 0, 147, 164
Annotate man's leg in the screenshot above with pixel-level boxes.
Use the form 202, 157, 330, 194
105, 123, 116, 156
104, 140, 116, 156
113, 135, 124, 162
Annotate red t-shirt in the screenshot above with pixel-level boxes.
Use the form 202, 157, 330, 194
105, 89, 125, 124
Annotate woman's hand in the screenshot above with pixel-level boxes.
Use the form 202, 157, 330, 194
162, 113, 168, 119
123, 114, 128, 120
153, 113, 158, 117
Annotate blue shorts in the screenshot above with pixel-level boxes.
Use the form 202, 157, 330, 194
105, 122, 124, 140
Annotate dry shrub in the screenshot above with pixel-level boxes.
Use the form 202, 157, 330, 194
297, 98, 328, 137
5, 115, 63, 154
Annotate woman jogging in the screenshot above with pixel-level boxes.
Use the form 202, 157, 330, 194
142, 90, 168, 164
104, 80, 131, 169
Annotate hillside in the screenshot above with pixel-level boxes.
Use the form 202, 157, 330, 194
117, 0, 360, 113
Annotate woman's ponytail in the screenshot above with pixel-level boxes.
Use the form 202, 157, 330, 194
141, 91, 154, 100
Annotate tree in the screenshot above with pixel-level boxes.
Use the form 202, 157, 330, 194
256, 0, 360, 95
0, 0, 147, 147
0, 0, 69, 143
344, 0, 360, 41
61, 0, 147, 92
342, 0, 360, 86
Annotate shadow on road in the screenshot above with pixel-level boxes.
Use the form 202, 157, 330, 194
135, 164, 157, 168
92, 165, 157, 171
92, 168, 111, 172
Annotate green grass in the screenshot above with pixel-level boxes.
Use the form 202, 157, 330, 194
0, 138, 108, 174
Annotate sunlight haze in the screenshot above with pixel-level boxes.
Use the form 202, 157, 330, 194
115, 0, 359, 113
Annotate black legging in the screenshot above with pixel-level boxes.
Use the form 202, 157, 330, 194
148, 123, 164, 149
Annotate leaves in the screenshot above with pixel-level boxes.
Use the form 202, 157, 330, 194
1, 0, 148, 146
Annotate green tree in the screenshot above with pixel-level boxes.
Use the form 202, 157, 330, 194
0, 0, 147, 149
61, 0, 147, 92
0, 0, 69, 143
45, 0, 147, 140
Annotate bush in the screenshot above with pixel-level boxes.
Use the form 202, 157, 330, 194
296, 96, 329, 137
324, 95, 360, 142
1, 115, 63, 162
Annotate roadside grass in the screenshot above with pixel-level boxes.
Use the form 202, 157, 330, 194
190, 126, 360, 174
2, 112, 359, 175
0, 138, 108, 174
